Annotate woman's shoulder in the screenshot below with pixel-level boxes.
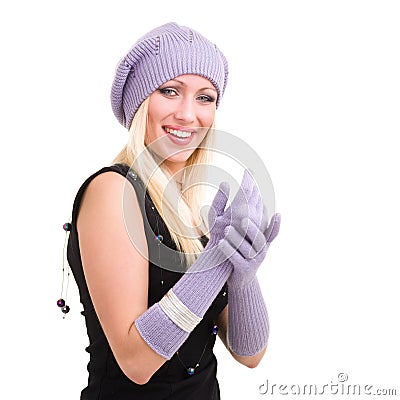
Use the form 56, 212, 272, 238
70, 163, 143, 226
72, 163, 127, 200
83, 163, 136, 186
77, 163, 139, 191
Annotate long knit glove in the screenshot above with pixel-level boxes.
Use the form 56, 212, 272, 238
223, 208, 281, 289
219, 201, 281, 356
134, 170, 256, 359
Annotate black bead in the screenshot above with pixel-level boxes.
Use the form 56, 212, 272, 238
61, 305, 70, 314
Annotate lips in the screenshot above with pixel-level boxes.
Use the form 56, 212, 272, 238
163, 125, 195, 145
164, 127, 193, 138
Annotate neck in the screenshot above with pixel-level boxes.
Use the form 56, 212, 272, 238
163, 163, 185, 186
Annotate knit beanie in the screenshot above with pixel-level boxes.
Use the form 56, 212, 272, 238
110, 22, 229, 129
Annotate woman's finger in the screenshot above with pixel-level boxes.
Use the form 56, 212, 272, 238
225, 223, 266, 259
218, 238, 246, 265
259, 204, 270, 233
264, 213, 281, 243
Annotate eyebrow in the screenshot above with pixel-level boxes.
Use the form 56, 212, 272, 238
168, 78, 217, 93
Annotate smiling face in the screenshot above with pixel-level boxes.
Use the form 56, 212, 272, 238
145, 74, 217, 176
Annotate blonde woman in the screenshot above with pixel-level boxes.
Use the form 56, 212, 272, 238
65, 22, 280, 400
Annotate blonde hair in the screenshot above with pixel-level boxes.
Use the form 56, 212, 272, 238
112, 98, 216, 267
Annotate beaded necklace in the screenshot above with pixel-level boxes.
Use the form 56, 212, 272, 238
152, 202, 220, 376
58, 167, 226, 376
176, 324, 218, 375
136, 170, 224, 376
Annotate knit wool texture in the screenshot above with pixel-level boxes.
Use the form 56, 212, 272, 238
227, 278, 270, 356
135, 258, 232, 360
111, 22, 229, 129
134, 181, 232, 360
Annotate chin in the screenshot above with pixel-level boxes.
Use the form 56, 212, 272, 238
166, 155, 192, 165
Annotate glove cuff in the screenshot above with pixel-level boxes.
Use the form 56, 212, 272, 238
227, 277, 269, 356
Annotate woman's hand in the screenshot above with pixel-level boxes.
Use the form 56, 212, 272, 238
220, 206, 281, 289
206, 169, 262, 249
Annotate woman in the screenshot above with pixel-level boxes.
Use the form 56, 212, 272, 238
64, 22, 280, 399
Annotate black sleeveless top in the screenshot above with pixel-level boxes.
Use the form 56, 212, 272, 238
67, 163, 228, 400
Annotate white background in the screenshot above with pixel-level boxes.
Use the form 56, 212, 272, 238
1, 0, 399, 399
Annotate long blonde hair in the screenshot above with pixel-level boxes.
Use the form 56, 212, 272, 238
112, 98, 216, 267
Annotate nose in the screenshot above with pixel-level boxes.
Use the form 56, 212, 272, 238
174, 97, 195, 124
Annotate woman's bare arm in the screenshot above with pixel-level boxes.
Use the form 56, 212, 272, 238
77, 171, 167, 384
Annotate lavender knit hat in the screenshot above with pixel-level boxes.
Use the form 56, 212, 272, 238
111, 22, 229, 129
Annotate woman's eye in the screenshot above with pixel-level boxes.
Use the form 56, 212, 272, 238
159, 88, 178, 96
197, 95, 215, 103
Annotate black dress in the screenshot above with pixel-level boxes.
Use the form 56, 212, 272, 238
67, 163, 228, 399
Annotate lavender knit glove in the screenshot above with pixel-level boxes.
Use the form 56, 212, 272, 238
223, 209, 281, 290
219, 208, 281, 356
134, 171, 256, 359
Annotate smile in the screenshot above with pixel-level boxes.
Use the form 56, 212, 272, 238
164, 127, 193, 138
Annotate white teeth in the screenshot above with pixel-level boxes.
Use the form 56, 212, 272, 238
165, 127, 192, 138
